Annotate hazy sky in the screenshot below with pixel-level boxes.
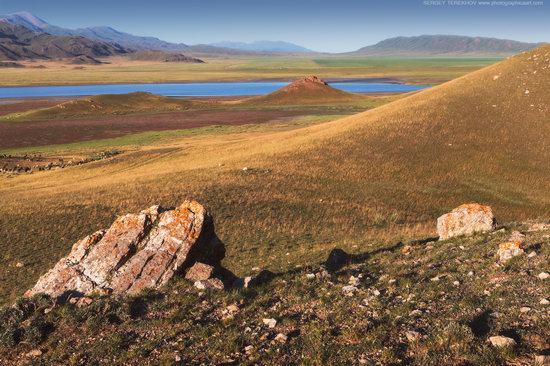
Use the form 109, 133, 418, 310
1, 0, 548, 52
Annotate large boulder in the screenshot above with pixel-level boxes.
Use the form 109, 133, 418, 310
26, 201, 225, 301
437, 203, 495, 240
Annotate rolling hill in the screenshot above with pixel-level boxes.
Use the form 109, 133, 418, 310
0, 92, 191, 121
352, 35, 541, 56
0, 22, 128, 61
243, 75, 367, 105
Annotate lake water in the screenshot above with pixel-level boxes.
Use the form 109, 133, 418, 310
0, 82, 428, 99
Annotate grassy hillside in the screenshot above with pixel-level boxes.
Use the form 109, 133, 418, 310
0, 45, 549, 308
0, 223, 548, 365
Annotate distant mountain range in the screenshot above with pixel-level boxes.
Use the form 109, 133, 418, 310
351, 35, 541, 56
0, 12, 189, 52
209, 41, 313, 53
0, 22, 127, 61
0, 12, 543, 59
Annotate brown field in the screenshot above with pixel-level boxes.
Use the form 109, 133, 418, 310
0, 109, 323, 149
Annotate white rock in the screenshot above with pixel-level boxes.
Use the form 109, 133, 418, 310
540, 298, 550, 305
262, 318, 277, 328
468, 271, 474, 276
274, 333, 288, 343
538, 272, 550, 280
348, 276, 360, 286
528, 251, 537, 258
489, 335, 516, 348
306, 273, 315, 280
519, 306, 531, 313
405, 330, 421, 342
342, 285, 358, 295
453, 281, 460, 286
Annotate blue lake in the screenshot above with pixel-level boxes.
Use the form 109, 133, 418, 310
0, 82, 428, 99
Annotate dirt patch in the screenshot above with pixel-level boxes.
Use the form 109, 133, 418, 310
0, 109, 321, 149
0, 151, 120, 174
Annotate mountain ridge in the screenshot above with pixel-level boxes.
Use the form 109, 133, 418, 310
351, 34, 542, 56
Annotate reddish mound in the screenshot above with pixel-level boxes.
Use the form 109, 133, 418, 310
246, 75, 365, 105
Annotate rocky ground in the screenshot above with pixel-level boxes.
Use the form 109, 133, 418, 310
0, 205, 548, 365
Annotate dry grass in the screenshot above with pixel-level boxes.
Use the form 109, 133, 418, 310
0, 46, 549, 305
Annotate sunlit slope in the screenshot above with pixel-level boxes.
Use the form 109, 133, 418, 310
0, 46, 549, 303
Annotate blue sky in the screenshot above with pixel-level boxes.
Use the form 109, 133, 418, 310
1, 0, 548, 52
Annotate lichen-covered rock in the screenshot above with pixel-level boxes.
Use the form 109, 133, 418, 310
26, 201, 225, 301
437, 204, 495, 240
497, 231, 525, 262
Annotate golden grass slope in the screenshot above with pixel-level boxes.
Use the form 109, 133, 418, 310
1, 92, 191, 121
0, 46, 549, 303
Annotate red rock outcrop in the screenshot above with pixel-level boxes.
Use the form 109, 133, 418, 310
26, 201, 225, 301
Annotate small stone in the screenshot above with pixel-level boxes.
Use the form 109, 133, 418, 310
372, 289, 381, 296
185, 262, 214, 281
405, 330, 421, 342
262, 318, 277, 328
493, 75, 499, 80
430, 276, 440, 282
274, 333, 287, 343
497, 231, 525, 262
242, 167, 249, 171
342, 285, 358, 296
525, 90, 530, 95
453, 280, 460, 286
535, 355, 550, 365
528, 251, 537, 258
244, 345, 253, 353
519, 306, 531, 313
489, 335, 516, 348
538, 272, 550, 280
306, 273, 315, 280
468, 271, 474, 276
175, 355, 181, 362
409, 309, 422, 317
193, 278, 224, 290
401, 245, 412, 254
15, 262, 24, 268
348, 276, 360, 286
226, 304, 239, 313
539, 298, 549, 305
76, 296, 93, 307
26, 349, 42, 357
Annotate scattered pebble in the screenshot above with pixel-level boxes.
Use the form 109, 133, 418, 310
538, 272, 550, 280
540, 298, 549, 305
489, 335, 516, 348
405, 330, 421, 342
274, 333, 288, 343
26, 349, 42, 357
306, 273, 315, 280
528, 251, 537, 258
262, 318, 277, 328
342, 285, 358, 296
520, 306, 531, 313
